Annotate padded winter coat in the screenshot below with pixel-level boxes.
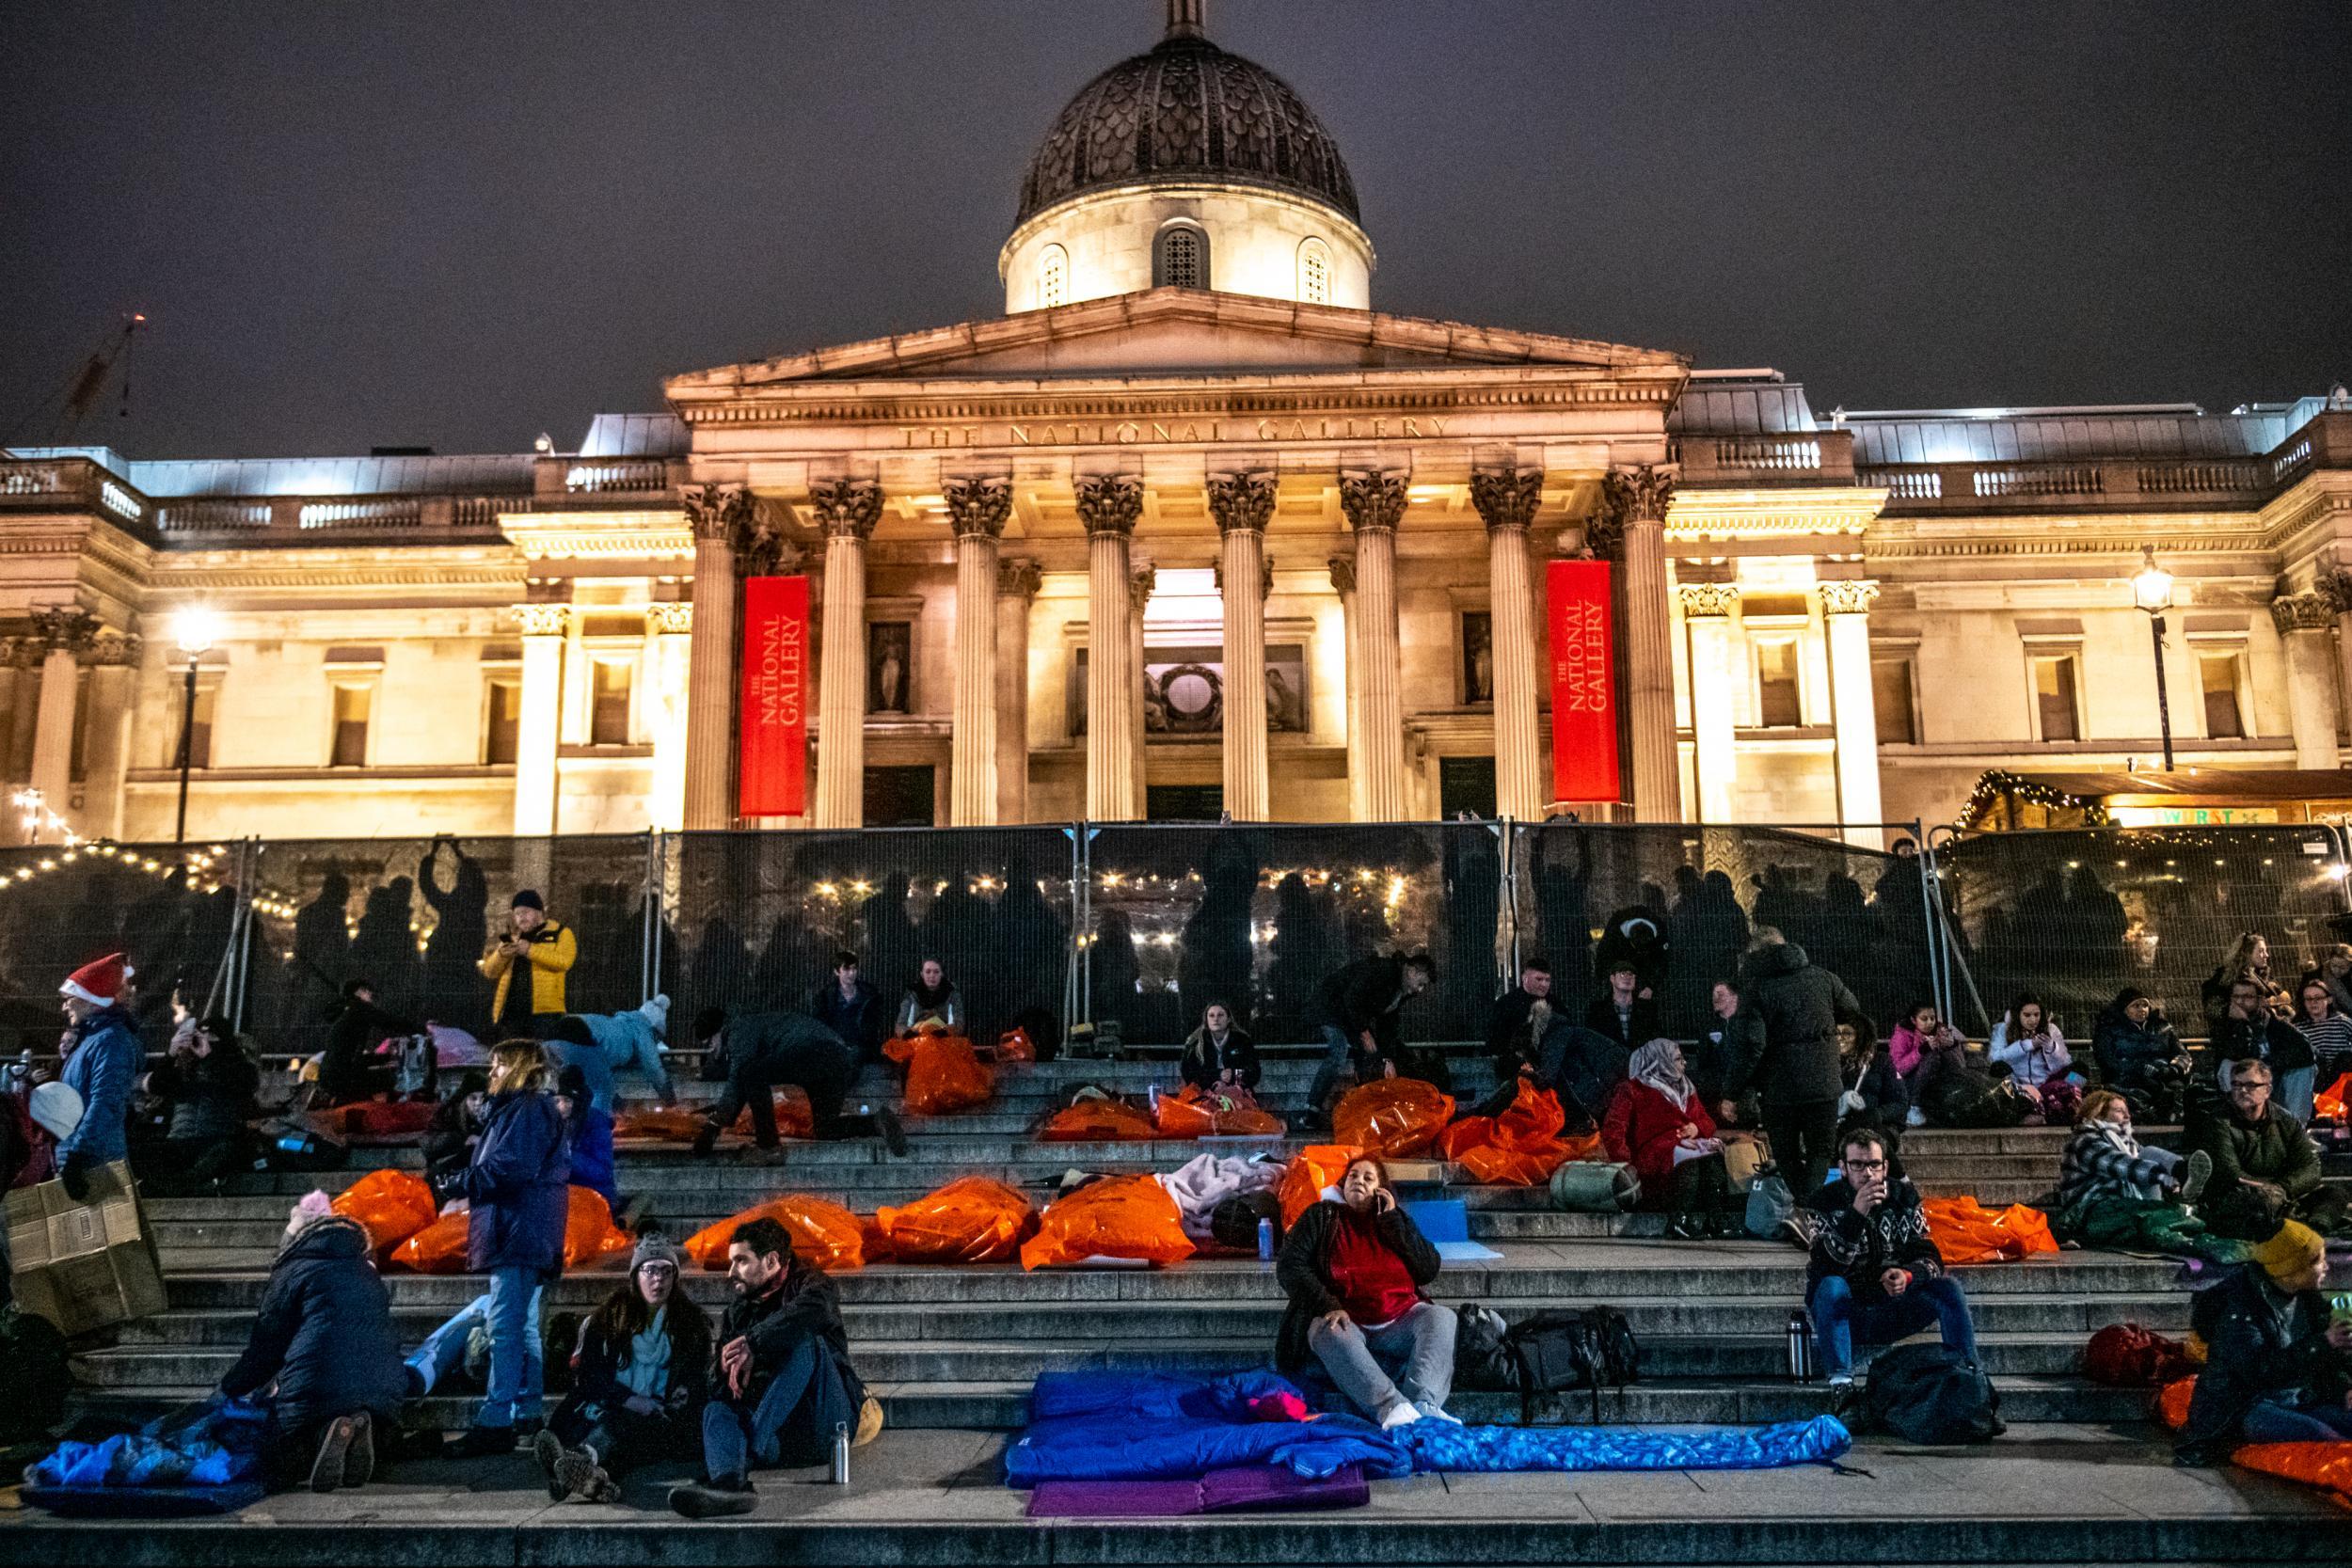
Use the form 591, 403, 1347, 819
482, 922, 577, 1022
1731, 942, 1860, 1109
465, 1088, 571, 1276
1601, 1079, 1719, 1188
59, 1005, 143, 1164
2178, 1265, 2352, 1460
218, 1215, 407, 1427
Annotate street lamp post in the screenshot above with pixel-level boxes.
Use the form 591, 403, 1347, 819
2132, 547, 2176, 772
173, 609, 219, 843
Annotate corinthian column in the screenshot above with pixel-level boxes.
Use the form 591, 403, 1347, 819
809, 480, 882, 830
1339, 472, 1406, 820
1678, 583, 1742, 824
1601, 466, 1681, 821
644, 603, 694, 831
1209, 472, 1276, 820
679, 483, 753, 830
994, 558, 1041, 824
1329, 556, 1361, 819
2273, 589, 2343, 770
1471, 469, 1544, 818
1820, 578, 1884, 848
24, 606, 94, 825
511, 604, 570, 837
945, 478, 1012, 825
1129, 564, 1155, 815
1077, 475, 1143, 819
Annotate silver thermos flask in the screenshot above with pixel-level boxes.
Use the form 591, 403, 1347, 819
1787, 1309, 1815, 1382
830, 1420, 850, 1485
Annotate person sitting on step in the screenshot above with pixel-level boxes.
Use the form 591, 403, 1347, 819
1180, 1001, 1262, 1094
535, 1231, 711, 1504
1581, 958, 1661, 1053
2090, 988, 2193, 1126
1804, 1127, 1979, 1399
1274, 1153, 1459, 1430
2051, 1088, 2224, 1259
1988, 991, 2083, 1123
894, 957, 964, 1039
555, 1063, 627, 1227
2191, 1058, 2350, 1240
688, 1009, 907, 1162
2175, 1221, 2352, 1465
218, 1192, 408, 1493
668, 1217, 882, 1518
1601, 1038, 1739, 1239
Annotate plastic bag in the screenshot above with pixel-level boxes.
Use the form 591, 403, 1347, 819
330, 1169, 438, 1256
389, 1210, 470, 1274
1332, 1078, 1455, 1159
2233, 1441, 2352, 1506
2316, 1071, 2350, 1124
1038, 1099, 1161, 1142
314, 1101, 437, 1141
1921, 1196, 2059, 1265
1438, 1082, 1593, 1186
877, 1176, 1034, 1264
2156, 1375, 2196, 1431
737, 1086, 814, 1140
563, 1184, 633, 1267
1278, 1144, 1359, 1227
995, 1027, 1037, 1064
1020, 1174, 1197, 1270
1214, 1105, 1288, 1136
897, 1035, 993, 1116
1154, 1088, 1216, 1139
684, 1195, 865, 1272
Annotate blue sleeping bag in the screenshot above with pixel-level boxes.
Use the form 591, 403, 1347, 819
29, 1399, 268, 1493
1005, 1371, 1851, 1486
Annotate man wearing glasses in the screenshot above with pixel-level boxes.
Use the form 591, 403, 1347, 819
1804, 1128, 1981, 1394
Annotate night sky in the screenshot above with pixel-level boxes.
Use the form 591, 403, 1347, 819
4, 1, 2346, 459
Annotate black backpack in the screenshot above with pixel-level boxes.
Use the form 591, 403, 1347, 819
1863, 1341, 2004, 1444
1504, 1306, 1642, 1424
1452, 1302, 1517, 1392
1209, 1191, 1279, 1253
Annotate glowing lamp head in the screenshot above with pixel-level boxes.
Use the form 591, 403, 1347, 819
2131, 548, 2173, 616
175, 607, 221, 657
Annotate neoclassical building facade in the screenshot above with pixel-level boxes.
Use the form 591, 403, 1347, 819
5, 8, 2349, 847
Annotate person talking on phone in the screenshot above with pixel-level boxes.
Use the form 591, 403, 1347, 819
1273, 1153, 1458, 1429
1804, 1127, 1979, 1397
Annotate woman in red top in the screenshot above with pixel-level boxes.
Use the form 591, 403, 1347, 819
1272, 1155, 1457, 1429
1602, 1038, 1738, 1240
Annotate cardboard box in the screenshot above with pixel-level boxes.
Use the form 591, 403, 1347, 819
4, 1160, 167, 1336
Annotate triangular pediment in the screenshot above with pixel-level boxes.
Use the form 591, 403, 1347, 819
666, 288, 1685, 393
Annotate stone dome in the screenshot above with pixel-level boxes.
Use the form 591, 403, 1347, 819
1016, 30, 1359, 227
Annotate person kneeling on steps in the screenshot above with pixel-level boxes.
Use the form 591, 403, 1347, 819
669, 1218, 882, 1517
1275, 1154, 1459, 1429
1805, 1127, 1979, 1396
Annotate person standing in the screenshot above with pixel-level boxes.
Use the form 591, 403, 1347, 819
449, 1040, 570, 1456
56, 953, 145, 1200
1727, 928, 1862, 1200
690, 1010, 906, 1160
482, 891, 577, 1040
1804, 1128, 1982, 1399
1696, 977, 1766, 1126
811, 953, 887, 1064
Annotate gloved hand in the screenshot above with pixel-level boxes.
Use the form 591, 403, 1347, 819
59, 1151, 93, 1202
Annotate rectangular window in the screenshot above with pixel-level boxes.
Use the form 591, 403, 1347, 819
1872, 657, 1917, 746
589, 659, 632, 746
484, 677, 521, 765
175, 679, 218, 770
2199, 650, 2246, 739
2032, 653, 2080, 742
329, 683, 372, 768
1755, 637, 1804, 728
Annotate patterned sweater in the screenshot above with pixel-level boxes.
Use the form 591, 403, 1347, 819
1805, 1176, 1947, 1302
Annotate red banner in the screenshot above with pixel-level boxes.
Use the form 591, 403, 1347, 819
1547, 560, 1621, 803
739, 575, 810, 817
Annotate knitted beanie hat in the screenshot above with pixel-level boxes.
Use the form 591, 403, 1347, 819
630, 1230, 685, 1277
2249, 1219, 2325, 1281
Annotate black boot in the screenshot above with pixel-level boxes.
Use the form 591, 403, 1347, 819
670, 1474, 757, 1519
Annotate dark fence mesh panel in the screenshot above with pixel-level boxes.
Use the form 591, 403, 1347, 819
244, 835, 654, 1062
0, 839, 244, 1046
1933, 825, 2352, 1038
1085, 821, 1507, 1046
1511, 823, 1936, 1041
662, 829, 1074, 1054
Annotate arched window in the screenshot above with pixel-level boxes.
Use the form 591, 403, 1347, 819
1154, 224, 1207, 290
1039, 245, 1068, 309
1297, 238, 1329, 304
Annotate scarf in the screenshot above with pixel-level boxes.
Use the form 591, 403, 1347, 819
2086, 1117, 2140, 1163
1629, 1039, 1693, 1111
912, 979, 957, 1010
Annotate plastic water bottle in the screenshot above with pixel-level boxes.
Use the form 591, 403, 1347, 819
1786, 1309, 1815, 1382
1147, 1083, 1160, 1116
830, 1421, 850, 1485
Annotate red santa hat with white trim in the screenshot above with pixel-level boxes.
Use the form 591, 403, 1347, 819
60, 952, 133, 1006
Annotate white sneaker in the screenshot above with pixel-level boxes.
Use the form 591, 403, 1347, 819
1378, 1402, 1423, 1431
1415, 1402, 1464, 1425
1826, 1374, 1855, 1388
1905, 1105, 1928, 1129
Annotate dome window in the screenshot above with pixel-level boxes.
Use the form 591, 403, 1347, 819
1040, 245, 1068, 309
1154, 224, 1208, 290
1298, 238, 1329, 304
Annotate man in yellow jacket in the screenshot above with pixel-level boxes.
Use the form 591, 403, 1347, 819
482, 890, 577, 1039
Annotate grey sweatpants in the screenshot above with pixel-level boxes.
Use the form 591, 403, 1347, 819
1307, 1300, 1458, 1420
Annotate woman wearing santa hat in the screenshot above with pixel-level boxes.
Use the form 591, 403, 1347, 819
56, 953, 146, 1200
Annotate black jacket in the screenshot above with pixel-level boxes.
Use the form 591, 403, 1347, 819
552, 1304, 711, 1454
1485, 988, 1546, 1067
2091, 1006, 2186, 1083
1273, 1198, 1440, 1376
1311, 957, 1414, 1047
811, 980, 886, 1058
1732, 942, 1861, 1108
1180, 1024, 1261, 1090
148, 1044, 259, 1143
1805, 1174, 1947, 1304
717, 1253, 865, 1417
2211, 1013, 2314, 1076
2178, 1265, 2352, 1459
219, 1215, 407, 1428
319, 995, 419, 1105
465, 1089, 570, 1277
1581, 992, 1661, 1053
422, 1095, 482, 1188
1692, 1006, 1767, 1105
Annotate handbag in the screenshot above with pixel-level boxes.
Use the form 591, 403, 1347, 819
1743, 1169, 1796, 1239
1722, 1136, 1772, 1194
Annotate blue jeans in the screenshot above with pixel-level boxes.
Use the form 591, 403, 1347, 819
1307, 1024, 1361, 1111
1809, 1273, 1978, 1381
404, 1291, 491, 1397
2278, 1065, 2316, 1127
2242, 1399, 2352, 1443
701, 1336, 855, 1481
546, 1040, 617, 1114
479, 1268, 547, 1428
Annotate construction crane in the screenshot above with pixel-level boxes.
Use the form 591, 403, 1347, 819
2, 310, 148, 453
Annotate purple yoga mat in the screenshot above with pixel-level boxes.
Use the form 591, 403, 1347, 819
1025, 1464, 1369, 1519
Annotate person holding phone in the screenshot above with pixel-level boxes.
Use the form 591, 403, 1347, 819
1273, 1154, 1457, 1429
1804, 1128, 1980, 1397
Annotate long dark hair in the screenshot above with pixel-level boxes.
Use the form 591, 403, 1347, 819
2002, 991, 2050, 1041
586, 1273, 712, 1375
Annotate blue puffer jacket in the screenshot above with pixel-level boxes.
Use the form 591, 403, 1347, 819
465, 1089, 570, 1276
218, 1215, 407, 1427
60, 1005, 145, 1164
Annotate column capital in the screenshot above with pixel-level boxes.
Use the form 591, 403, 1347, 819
1338, 470, 1406, 534
0, 637, 39, 671
681, 483, 755, 543
513, 603, 572, 638
1074, 474, 1144, 537
1128, 563, 1157, 615
1327, 556, 1358, 596
28, 604, 97, 656
944, 477, 1013, 541
645, 602, 693, 636
2272, 590, 2337, 635
807, 479, 882, 541
1818, 579, 1882, 617
1590, 464, 1675, 558
1206, 470, 1277, 535
1677, 582, 1742, 618
85, 628, 141, 667
996, 556, 1043, 599
1470, 468, 1543, 532
2318, 567, 2352, 616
